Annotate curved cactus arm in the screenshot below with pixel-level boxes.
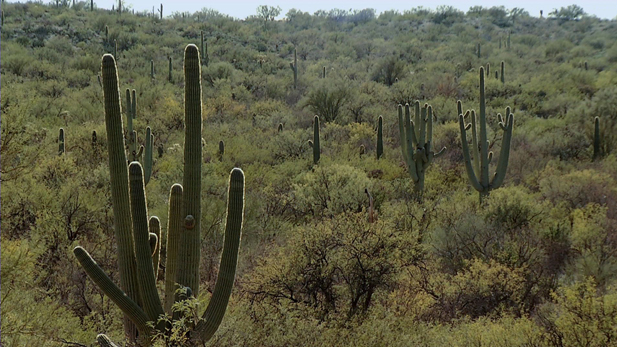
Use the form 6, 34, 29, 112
459, 114, 484, 192
177, 44, 203, 297
129, 162, 165, 324
102, 54, 141, 340
149, 216, 161, 274
457, 100, 463, 117
405, 103, 418, 148
419, 103, 427, 148
97, 334, 120, 347
433, 147, 447, 158
164, 184, 183, 314
195, 168, 245, 342
413, 101, 421, 142
74, 247, 151, 333
149, 232, 158, 256
491, 113, 513, 189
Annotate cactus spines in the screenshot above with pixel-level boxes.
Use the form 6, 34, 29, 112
168, 56, 172, 83
313, 115, 320, 164
290, 47, 298, 90
398, 102, 447, 200
458, 67, 513, 203
500, 61, 505, 84
218, 140, 225, 160
58, 128, 65, 155
376, 115, 383, 159
593, 116, 602, 161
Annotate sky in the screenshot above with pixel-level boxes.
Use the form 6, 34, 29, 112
95, 0, 617, 20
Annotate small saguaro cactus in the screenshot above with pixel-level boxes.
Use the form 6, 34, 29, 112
278, 123, 283, 132
74, 46, 245, 346
376, 115, 383, 159
312, 115, 320, 164
397, 102, 447, 201
477, 43, 481, 58
201, 31, 209, 67
218, 140, 225, 160
495, 70, 499, 80
323, 66, 326, 79
458, 67, 514, 203
584, 61, 589, 71
58, 128, 66, 155
486, 63, 490, 77
500, 61, 505, 84
168, 56, 172, 82
158, 3, 163, 19
290, 47, 298, 90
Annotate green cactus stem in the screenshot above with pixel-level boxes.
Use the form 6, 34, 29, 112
397, 102, 447, 201
58, 128, 65, 155
585, 61, 589, 71
458, 66, 514, 203
290, 47, 298, 90
500, 61, 505, 84
313, 115, 320, 164
92, 130, 97, 148
164, 183, 183, 314
323, 66, 326, 79
486, 63, 490, 77
477, 43, 481, 58
144, 127, 153, 185
149, 217, 160, 277
201, 31, 209, 67
376, 115, 383, 159
176, 44, 203, 298
495, 70, 499, 80
158, 3, 163, 19
168, 56, 173, 83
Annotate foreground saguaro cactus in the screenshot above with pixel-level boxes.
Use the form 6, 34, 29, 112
73, 45, 245, 347
458, 67, 514, 203
397, 101, 446, 201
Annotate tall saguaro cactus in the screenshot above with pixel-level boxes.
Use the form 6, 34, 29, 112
500, 61, 505, 84
397, 101, 446, 201
290, 47, 298, 90
458, 67, 514, 203
593, 116, 602, 161
73, 46, 245, 347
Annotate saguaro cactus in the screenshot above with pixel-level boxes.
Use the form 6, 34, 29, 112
58, 128, 65, 155
158, 3, 163, 19
168, 56, 172, 82
74, 46, 245, 346
477, 43, 481, 58
376, 115, 383, 159
312, 115, 320, 164
458, 67, 514, 203
290, 47, 298, 90
218, 140, 225, 160
593, 116, 602, 161
500, 61, 505, 84
201, 31, 209, 67
397, 102, 446, 200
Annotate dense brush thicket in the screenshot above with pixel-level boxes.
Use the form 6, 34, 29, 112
2, 2, 617, 346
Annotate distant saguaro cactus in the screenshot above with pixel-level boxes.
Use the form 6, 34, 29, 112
376, 115, 383, 159
290, 47, 298, 89
58, 128, 65, 155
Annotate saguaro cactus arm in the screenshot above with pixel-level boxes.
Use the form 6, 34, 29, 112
74, 247, 150, 333
195, 168, 245, 342
458, 113, 484, 192
164, 184, 183, 314
491, 113, 513, 189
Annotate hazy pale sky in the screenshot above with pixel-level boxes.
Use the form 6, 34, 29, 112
99, 0, 616, 20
